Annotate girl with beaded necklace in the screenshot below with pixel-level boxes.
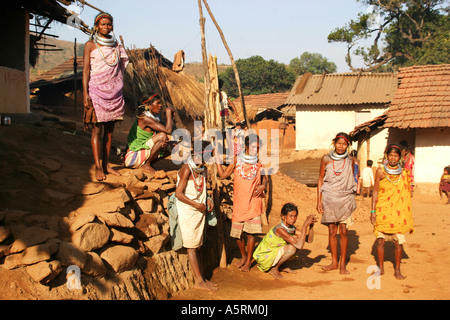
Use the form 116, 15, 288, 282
83, 12, 129, 181
175, 141, 217, 291
215, 133, 268, 272
253, 203, 317, 279
124, 94, 174, 173
371, 143, 414, 280
316, 132, 356, 275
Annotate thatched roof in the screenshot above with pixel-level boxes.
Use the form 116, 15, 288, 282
123, 46, 205, 125
160, 68, 205, 120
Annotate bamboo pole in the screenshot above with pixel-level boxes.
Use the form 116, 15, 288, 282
201, 0, 250, 129
198, 0, 227, 269
73, 38, 77, 114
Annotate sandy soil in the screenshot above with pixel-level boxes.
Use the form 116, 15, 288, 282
1, 107, 449, 301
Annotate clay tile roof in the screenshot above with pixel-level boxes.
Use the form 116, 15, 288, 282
233, 92, 290, 110
384, 64, 450, 129
349, 111, 388, 139
285, 72, 398, 107
30, 57, 83, 89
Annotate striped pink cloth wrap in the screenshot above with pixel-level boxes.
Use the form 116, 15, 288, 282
88, 44, 129, 123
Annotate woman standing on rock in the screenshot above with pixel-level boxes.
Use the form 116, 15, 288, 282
83, 12, 129, 181
316, 132, 356, 275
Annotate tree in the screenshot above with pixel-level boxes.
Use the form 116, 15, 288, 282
288, 52, 337, 77
219, 56, 296, 97
328, 0, 450, 71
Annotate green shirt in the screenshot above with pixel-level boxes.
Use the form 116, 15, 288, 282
253, 225, 290, 272
127, 119, 153, 152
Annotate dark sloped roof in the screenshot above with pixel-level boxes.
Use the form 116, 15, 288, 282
234, 92, 289, 109
384, 64, 450, 129
8, 0, 75, 25
30, 56, 83, 89
349, 111, 388, 140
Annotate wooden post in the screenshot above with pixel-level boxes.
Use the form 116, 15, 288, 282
201, 0, 250, 129
198, 0, 227, 268
73, 38, 77, 113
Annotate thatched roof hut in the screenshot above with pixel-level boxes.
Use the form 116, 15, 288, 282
123, 46, 205, 133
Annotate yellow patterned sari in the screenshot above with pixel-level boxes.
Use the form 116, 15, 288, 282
374, 168, 414, 236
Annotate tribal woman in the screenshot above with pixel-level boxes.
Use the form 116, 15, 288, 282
316, 132, 357, 275
124, 94, 174, 173
215, 133, 268, 272
83, 12, 129, 181
371, 143, 414, 280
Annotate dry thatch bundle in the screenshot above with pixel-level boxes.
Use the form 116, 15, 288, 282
123, 45, 205, 130
160, 67, 204, 120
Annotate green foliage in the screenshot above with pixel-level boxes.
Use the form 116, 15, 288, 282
218, 56, 296, 97
288, 52, 337, 76
328, 0, 450, 71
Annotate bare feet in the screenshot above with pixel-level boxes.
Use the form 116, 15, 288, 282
205, 279, 219, 288
395, 270, 406, 280
194, 280, 218, 292
104, 165, 121, 176
240, 262, 251, 272
234, 257, 246, 269
140, 164, 156, 174
268, 268, 285, 279
281, 267, 297, 274
321, 263, 338, 272
339, 267, 350, 275
94, 167, 106, 181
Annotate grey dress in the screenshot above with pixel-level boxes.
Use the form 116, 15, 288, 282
320, 156, 357, 225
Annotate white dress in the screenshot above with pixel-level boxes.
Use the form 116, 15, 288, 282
175, 172, 207, 248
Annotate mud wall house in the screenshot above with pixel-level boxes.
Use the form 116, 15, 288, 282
1, 0, 77, 117
30, 57, 84, 108
384, 64, 450, 186
285, 72, 398, 155
349, 111, 388, 170
233, 92, 294, 151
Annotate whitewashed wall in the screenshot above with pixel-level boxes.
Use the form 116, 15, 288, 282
415, 128, 450, 183
295, 106, 388, 158
295, 108, 357, 150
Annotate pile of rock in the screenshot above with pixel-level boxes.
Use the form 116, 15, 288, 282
0, 168, 183, 289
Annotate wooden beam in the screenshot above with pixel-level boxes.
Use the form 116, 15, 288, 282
198, 0, 227, 269
201, 0, 250, 129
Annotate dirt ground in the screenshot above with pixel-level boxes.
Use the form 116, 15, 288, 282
0, 107, 449, 300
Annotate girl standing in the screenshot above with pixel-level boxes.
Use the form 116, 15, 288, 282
215, 133, 268, 272
439, 166, 450, 204
175, 141, 217, 291
371, 144, 414, 279
316, 132, 356, 275
83, 12, 129, 181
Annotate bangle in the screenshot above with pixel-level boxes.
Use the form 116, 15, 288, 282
370, 210, 376, 214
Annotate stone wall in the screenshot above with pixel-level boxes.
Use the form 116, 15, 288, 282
0, 168, 225, 300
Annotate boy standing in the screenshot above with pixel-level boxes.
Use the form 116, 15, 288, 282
361, 160, 375, 197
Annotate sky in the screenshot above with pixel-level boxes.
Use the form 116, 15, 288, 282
50, 0, 373, 73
